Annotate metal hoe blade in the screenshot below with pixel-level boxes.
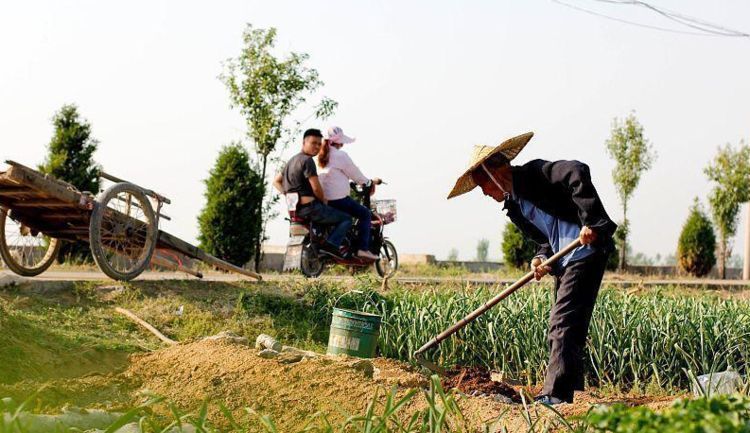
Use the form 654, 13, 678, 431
414, 347, 446, 375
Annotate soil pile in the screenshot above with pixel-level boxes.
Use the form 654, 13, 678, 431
124, 339, 439, 430
122, 338, 678, 431
117, 338, 694, 433
443, 367, 521, 402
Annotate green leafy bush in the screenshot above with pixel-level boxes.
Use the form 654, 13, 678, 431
580, 395, 750, 433
501, 223, 536, 269
198, 143, 264, 266
677, 199, 716, 277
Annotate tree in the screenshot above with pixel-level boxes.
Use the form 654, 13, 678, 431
704, 141, 750, 278
727, 255, 744, 269
198, 144, 264, 267
663, 253, 677, 266
220, 24, 337, 272
629, 252, 655, 266
39, 104, 100, 262
447, 248, 459, 261
677, 199, 716, 277
605, 112, 656, 271
501, 224, 537, 269
475, 239, 490, 262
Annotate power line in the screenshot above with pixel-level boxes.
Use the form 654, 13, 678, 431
553, 0, 750, 38
551, 0, 722, 36
596, 0, 750, 37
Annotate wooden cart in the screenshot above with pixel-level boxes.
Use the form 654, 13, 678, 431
0, 161, 261, 281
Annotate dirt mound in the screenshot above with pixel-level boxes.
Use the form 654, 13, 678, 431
443, 367, 521, 402
124, 339, 439, 431
122, 339, 683, 431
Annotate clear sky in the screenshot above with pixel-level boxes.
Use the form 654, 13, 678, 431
1, 0, 748, 262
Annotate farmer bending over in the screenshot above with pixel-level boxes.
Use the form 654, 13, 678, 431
447, 132, 616, 405
273, 128, 351, 258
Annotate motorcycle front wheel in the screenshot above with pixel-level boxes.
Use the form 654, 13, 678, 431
375, 240, 398, 278
300, 242, 325, 278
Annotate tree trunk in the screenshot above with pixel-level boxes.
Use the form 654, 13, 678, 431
618, 203, 628, 272
253, 155, 268, 273
718, 236, 727, 280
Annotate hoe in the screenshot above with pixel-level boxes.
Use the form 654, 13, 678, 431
413, 239, 582, 375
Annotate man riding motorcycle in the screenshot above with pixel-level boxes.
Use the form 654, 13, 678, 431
273, 128, 351, 258
316, 126, 380, 261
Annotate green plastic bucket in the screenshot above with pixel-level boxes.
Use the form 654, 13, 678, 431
327, 308, 381, 358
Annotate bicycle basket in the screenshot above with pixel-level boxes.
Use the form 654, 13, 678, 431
372, 199, 397, 223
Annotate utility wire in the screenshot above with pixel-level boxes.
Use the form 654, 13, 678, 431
553, 0, 750, 38
594, 0, 750, 37
551, 0, 720, 36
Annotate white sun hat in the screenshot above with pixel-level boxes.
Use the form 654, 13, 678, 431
326, 126, 356, 144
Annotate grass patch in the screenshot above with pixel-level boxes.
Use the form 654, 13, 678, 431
0, 283, 143, 384
2, 278, 748, 402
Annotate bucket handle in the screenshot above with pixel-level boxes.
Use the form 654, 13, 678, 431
332, 290, 362, 309
332, 290, 385, 323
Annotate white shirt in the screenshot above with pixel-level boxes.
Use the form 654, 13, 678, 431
315, 147, 369, 201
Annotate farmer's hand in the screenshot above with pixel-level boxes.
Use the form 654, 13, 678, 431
530, 257, 551, 281
372, 178, 383, 185
579, 226, 597, 245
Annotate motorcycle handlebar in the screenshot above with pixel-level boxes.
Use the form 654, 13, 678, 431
349, 179, 386, 192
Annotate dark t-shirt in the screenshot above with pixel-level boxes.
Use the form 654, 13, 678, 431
282, 152, 317, 197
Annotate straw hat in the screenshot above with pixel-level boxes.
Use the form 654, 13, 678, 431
447, 132, 534, 199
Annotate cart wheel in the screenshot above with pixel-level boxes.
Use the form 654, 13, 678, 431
375, 240, 398, 278
0, 207, 61, 276
300, 241, 324, 278
89, 183, 157, 281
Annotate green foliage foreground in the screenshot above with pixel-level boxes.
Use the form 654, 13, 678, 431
583, 395, 750, 433
3, 383, 750, 433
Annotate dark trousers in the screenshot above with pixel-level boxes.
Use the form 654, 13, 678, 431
297, 201, 352, 248
328, 197, 371, 251
540, 250, 608, 402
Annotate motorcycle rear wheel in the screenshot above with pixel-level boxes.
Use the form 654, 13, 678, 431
300, 242, 325, 278
375, 240, 398, 278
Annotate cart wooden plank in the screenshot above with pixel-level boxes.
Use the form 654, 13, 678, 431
157, 230, 261, 280
0, 177, 21, 187
0, 186, 37, 197
41, 213, 89, 220
4, 161, 84, 206
13, 201, 75, 208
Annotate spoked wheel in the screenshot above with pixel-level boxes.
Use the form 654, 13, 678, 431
375, 240, 398, 278
89, 183, 157, 281
300, 241, 324, 278
0, 207, 60, 276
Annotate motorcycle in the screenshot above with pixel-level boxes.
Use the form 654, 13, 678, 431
284, 181, 398, 278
